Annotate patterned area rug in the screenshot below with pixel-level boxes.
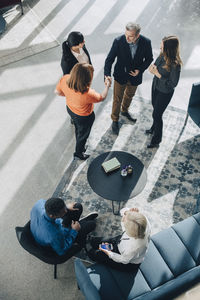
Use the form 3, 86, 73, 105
55, 96, 200, 258
0, 3, 59, 67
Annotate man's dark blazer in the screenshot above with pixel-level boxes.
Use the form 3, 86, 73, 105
61, 42, 92, 75
104, 34, 153, 85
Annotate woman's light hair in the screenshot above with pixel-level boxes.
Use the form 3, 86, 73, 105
123, 211, 147, 238
126, 22, 141, 35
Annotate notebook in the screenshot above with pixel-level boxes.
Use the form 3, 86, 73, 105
102, 157, 121, 173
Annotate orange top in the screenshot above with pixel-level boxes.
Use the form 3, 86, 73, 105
56, 74, 103, 116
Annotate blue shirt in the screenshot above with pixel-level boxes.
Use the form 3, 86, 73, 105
128, 39, 139, 60
30, 199, 78, 256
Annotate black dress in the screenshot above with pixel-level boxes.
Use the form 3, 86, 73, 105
60, 42, 92, 75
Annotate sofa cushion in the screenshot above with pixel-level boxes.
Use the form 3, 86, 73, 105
74, 258, 101, 300
151, 227, 196, 277
87, 263, 125, 300
108, 268, 151, 300
133, 265, 200, 300
193, 212, 200, 225
172, 215, 200, 264
139, 240, 174, 289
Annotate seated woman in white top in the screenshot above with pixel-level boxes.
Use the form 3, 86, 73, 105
88, 207, 151, 271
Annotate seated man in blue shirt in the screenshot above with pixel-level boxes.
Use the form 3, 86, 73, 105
30, 198, 97, 256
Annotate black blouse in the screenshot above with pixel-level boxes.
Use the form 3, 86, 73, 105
152, 55, 181, 94
60, 41, 92, 75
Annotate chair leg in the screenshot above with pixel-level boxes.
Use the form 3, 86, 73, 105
20, 3, 24, 15
54, 264, 57, 279
112, 200, 121, 215
176, 112, 189, 144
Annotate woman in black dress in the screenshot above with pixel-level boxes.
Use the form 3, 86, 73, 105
61, 31, 92, 75
146, 36, 182, 148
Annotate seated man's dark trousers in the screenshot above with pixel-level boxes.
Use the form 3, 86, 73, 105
62, 203, 96, 247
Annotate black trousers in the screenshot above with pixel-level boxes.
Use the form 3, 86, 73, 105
88, 236, 140, 272
62, 203, 96, 247
150, 88, 174, 144
67, 106, 95, 157
76, 219, 96, 246
62, 203, 83, 227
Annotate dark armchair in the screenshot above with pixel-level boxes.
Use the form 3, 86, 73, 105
0, 0, 23, 15
177, 82, 200, 143
188, 82, 200, 127
15, 221, 82, 278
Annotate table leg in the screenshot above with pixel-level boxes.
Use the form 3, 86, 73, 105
112, 201, 121, 215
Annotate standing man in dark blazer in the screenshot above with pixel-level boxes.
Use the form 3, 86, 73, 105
104, 23, 153, 134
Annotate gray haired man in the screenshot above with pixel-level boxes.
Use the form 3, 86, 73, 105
104, 22, 153, 134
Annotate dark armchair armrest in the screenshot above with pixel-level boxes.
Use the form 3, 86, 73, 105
0, 0, 23, 15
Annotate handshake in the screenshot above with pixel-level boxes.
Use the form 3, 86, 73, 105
104, 76, 112, 87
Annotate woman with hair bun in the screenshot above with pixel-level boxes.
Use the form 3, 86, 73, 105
146, 35, 182, 148
61, 31, 92, 75
88, 207, 151, 271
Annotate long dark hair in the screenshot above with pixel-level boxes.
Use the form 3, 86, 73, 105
66, 31, 84, 48
161, 36, 182, 71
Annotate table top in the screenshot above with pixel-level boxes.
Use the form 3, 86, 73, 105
87, 151, 147, 202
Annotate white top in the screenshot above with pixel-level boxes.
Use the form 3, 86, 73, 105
108, 208, 151, 264
71, 47, 89, 64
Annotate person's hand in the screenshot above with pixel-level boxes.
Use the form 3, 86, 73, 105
149, 64, 156, 74
149, 64, 161, 76
129, 69, 139, 77
99, 243, 110, 255
105, 76, 112, 87
71, 221, 81, 231
129, 207, 139, 213
122, 208, 139, 221
54, 89, 65, 96
67, 202, 79, 211
105, 77, 112, 87
149, 64, 161, 78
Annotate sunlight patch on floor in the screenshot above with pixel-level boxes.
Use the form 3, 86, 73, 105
105, 0, 150, 34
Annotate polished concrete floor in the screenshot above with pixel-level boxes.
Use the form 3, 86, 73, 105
0, 0, 200, 299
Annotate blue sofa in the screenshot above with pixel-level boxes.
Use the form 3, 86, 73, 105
74, 213, 200, 300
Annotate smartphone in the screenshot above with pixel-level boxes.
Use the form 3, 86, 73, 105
99, 243, 113, 251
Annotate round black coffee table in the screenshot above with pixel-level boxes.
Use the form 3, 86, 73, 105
87, 151, 147, 214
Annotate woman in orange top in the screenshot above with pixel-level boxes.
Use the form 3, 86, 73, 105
56, 63, 111, 160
